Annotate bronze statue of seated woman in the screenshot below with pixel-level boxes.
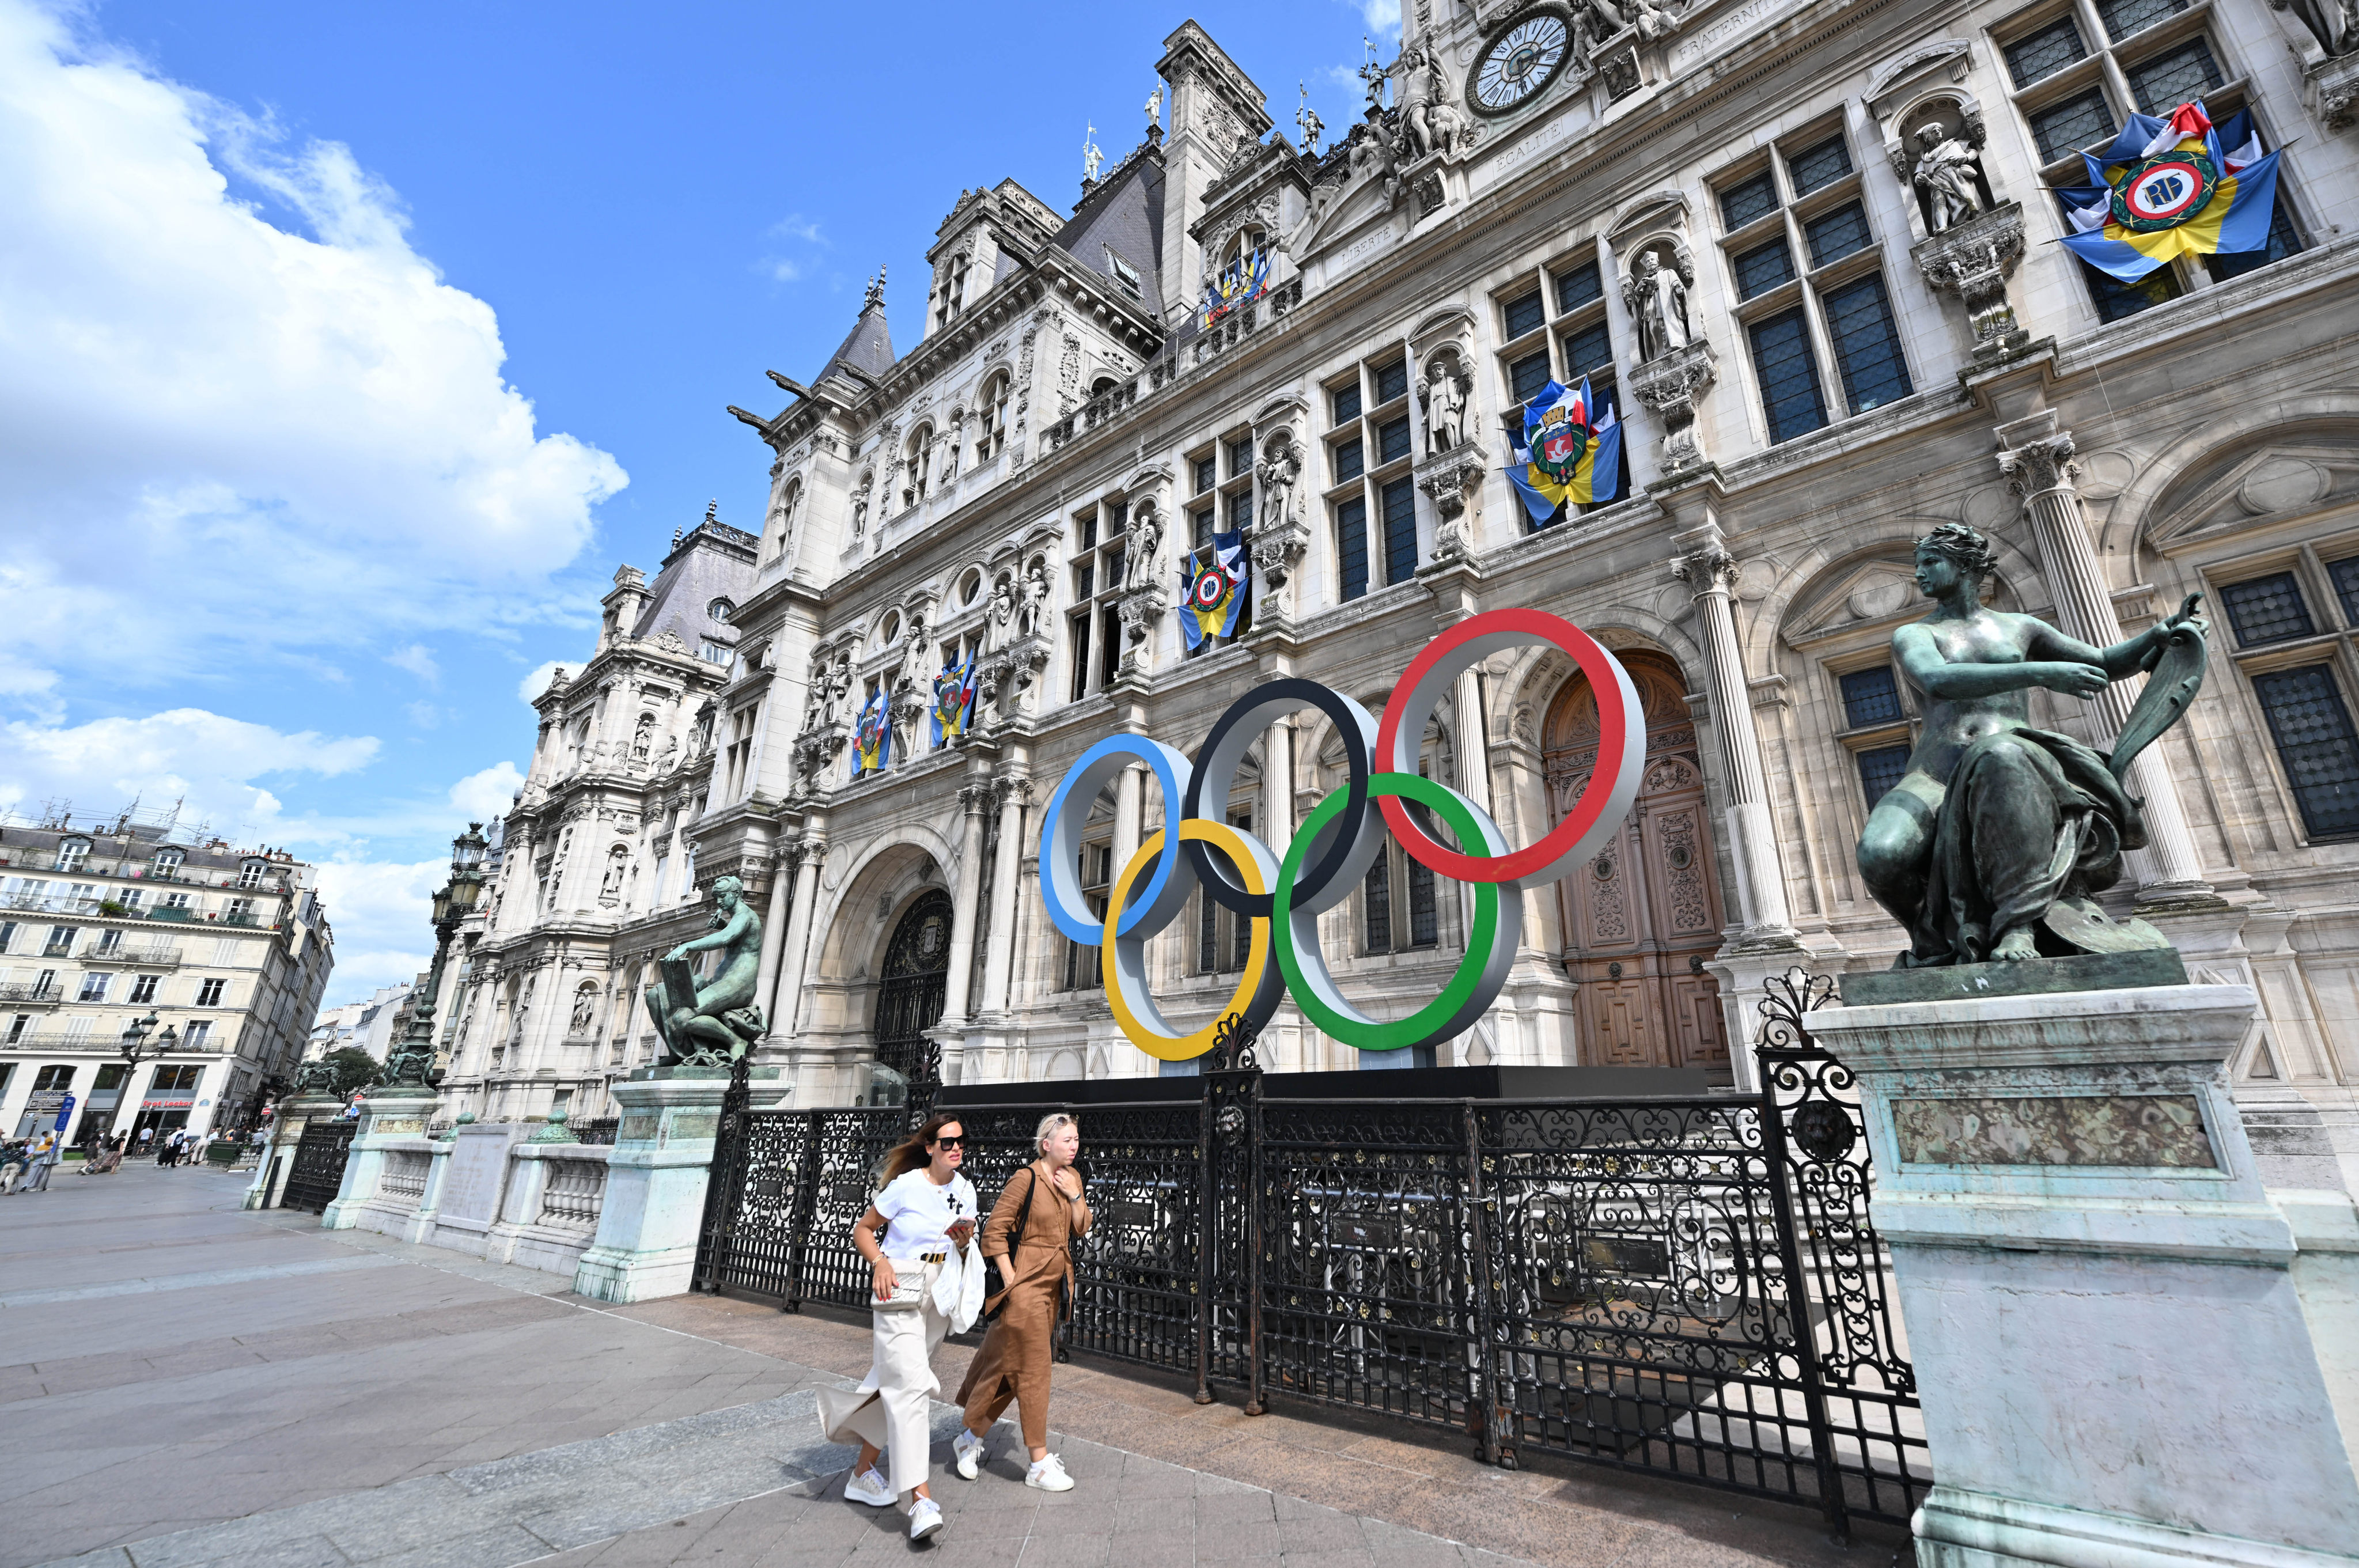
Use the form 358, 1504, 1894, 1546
1857, 524, 2207, 967
643, 874, 766, 1065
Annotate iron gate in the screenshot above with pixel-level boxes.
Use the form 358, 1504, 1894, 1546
692, 977, 1926, 1535
281, 1119, 355, 1213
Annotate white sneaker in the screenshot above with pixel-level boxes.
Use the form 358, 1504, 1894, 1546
908, 1496, 945, 1540
843, 1466, 893, 1507
952, 1429, 985, 1480
1025, 1454, 1075, 1492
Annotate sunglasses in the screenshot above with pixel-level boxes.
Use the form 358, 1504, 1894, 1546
931, 1134, 967, 1149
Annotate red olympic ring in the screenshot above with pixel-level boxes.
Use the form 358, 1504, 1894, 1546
1373, 608, 1645, 888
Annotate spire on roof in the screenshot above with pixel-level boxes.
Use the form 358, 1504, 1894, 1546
864, 267, 887, 311
705, 498, 719, 525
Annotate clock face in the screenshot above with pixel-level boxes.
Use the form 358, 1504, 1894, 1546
1470, 13, 1572, 115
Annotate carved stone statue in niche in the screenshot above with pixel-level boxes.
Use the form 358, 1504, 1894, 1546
569, 987, 597, 1035
1422, 358, 1468, 453
1913, 122, 1989, 233
2273, 0, 2354, 57
1257, 435, 1302, 527
850, 479, 872, 540
1856, 524, 2209, 967
988, 576, 1017, 651
1124, 509, 1164, 593
1016, 561, 1048, 639
1622, 247, 1693, 363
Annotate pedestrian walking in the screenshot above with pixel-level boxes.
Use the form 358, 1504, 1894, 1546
953, 1113, 1092, 1493
21, 1132, 61, 1192
817, 1113, 984, 1543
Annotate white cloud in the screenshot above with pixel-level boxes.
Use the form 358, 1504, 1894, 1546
0, 0, 626, 698
518, 660, 571, 703
404, 700, 442, 730
759, 211, 828, 286
0, 706, 378, 840
447, 760, 524, 822
1359, 0, 1403, 40
312, 855, 442, 1005
385, 644, 441, 686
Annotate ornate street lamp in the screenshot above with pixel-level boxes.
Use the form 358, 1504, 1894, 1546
382, 823, 490, 1090
107, 1010, 178, 1143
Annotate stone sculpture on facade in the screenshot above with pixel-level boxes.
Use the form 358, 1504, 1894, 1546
1855, 524, 2209, 967
1124, 507, 1164, 593
1422, 358, 1468, 453
988, 575, 1018, 650
1622, 246, 1693, 363
1016, 560, 1049, 639
1396, 42, 1472, 161
1296, 85, 1324, 155
1913, 123, 1988, 232
641, 875, 765, 1065
1256, 434, 1302, 527
1145, 85, 1162, 131
2274, 0, 2356, 56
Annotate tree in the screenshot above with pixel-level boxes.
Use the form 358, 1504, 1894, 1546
320, 1047, 383, 1099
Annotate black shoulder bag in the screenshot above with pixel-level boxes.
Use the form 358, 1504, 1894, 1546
978, 1168, 1039, 1324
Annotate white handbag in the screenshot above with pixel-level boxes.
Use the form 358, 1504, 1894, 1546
874, 1272, 929, 1312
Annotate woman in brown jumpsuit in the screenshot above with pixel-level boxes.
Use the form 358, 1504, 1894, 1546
953, 1112, 1091, 1491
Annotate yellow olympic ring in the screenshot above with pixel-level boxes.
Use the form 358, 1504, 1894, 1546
1101, 820, 1283, 1061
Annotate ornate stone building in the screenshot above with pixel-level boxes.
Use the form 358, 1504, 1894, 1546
583, 5, 2359, 1176
434, 512, 758, 1124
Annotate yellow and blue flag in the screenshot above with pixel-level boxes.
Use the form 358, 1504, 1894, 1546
1202, 247, 1269, 327
2056, 100, 2281, 283
853, 686, 890, 776
1505, 377, 1622, 525
930, 655, 977, 746
1177, 529, 1248, 650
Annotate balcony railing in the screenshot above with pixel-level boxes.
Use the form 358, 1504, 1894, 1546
0, 983, 63, 1008
79, 944, 183, 968
2, 892, 101, 915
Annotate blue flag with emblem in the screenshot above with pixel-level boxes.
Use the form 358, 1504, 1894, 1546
930, 654, 977, 746
1176, 529, 1249, 650
2053, 100, 2281, 283
1505, 377, 1622, 524
853, 685, 890, 776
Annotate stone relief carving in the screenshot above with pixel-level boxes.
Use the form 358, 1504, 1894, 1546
1416, 452, 1485, 562
1124, 505, 1165, 594
1397, 40, 1475, 161
2272, 0, 2357, 58
1016, 559, 1048, 639
1256, 431, 1302, 528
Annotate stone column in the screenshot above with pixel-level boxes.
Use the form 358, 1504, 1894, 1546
752, 853, 792, 1031
1451, 670, 1491, 819
777, 831, 827, 1037
1671, 528, 1794, 940
941, 784, 991, 1024
1113, 764, 1145, 897
978, 774, 1031, 1016
1260, 722, 1293, 849
1997, 417, 2213, 903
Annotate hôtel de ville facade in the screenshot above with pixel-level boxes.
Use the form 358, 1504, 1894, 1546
434, 0, 2359, 1186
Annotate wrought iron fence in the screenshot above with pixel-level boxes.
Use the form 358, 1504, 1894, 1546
570, 1116, 620, 1146
691, 975, 1925, 1536
281, 1120, 355, 1213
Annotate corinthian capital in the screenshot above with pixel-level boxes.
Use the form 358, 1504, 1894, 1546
1671, 544, 1739, 597
1999, 431, 2079, 501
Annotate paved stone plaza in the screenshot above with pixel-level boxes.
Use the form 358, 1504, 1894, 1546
0, 1167, 1901, 1567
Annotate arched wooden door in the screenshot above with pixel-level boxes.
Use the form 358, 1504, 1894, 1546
1543, 652, 1730, 1074
874, 890, 953, 1089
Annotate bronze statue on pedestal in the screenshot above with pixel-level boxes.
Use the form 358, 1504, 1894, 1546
1857, 524, 2207, 967
643, 875, 766, 1065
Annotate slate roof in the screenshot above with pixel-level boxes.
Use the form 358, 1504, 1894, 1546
1052, 148, 1166, 317
631, 512, 760, 652
816, 297, 895, 387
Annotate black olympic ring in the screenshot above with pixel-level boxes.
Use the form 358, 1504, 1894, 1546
1179, 679, 1380, 919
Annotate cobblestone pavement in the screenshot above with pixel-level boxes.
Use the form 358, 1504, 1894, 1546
0, 1165, 1907, 1568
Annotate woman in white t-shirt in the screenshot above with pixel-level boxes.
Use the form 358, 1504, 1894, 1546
817, 1111, 984, 1542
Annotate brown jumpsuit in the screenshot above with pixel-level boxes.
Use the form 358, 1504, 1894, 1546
956, 1159, 1092, 1450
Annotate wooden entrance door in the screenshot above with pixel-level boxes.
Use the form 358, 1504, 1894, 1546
1543, 652, 1730, 1074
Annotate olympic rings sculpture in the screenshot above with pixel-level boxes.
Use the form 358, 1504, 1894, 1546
1038, 608, 1644, 1061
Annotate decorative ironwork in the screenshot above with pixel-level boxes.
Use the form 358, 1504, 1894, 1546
688, 999, 1929, 1530
875, 891, 952, 1104
281, 1120, 355, 1213
570, 1116, 620, 1146
1202, 1010, 1261, 1073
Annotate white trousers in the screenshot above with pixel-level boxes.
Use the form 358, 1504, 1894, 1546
821, 1260, 949, 1498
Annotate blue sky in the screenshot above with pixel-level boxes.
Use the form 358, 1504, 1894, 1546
0, 0, 1399, 1003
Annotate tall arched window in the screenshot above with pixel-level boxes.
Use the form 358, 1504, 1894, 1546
774, 478, 802, 555
975, 373, 1010, 464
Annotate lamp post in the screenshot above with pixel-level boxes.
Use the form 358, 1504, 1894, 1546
108, 1010, 179, 1146
382, 823, 489, 1090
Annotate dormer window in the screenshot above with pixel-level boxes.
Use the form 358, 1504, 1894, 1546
237, 859, 267, 889
934, 252, 972, 329
707, 598, 735, 624
54, 838, 90, 873
149, 848, 184, 878
1108, 252, 1142, 299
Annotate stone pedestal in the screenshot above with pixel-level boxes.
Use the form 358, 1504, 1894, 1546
1811, 976, 2359, 1568
571, 1066, 785, 1304
242, 1090, 344, 1210
323, 1086, 440, 1232
427, 1119, 530, 1256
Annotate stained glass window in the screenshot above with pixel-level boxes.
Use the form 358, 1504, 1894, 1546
2097, 0, 2184, 39
2031, 89, 2115, 162
1331, 383, 1361, 426
2126, 37, 2222, 113
1510, 349, 1553, 404
1750, 308, 1827, 444
1381, 478, 1418, 586
2253, 666, 2359, 838
2219, 573, 2315, 646
1735, 238, 1797, 300
1805, 203, 1872, 269
1562, 321, 1613, 379
1504, 290, 1547, 340
1555, 259, 1604, 312
1720, 171, 1778, 230
1375, 359, 1410, 404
